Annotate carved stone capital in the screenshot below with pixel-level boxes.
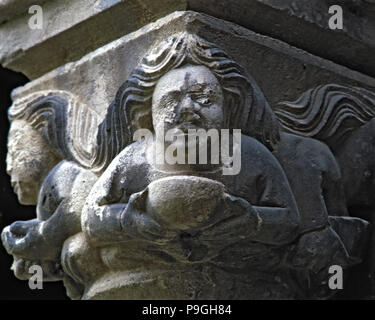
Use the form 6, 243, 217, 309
2, 8, 375, 299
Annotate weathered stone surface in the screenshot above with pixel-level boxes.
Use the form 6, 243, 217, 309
0, 0, 49, 23
3, 1, 375, 80
188, 0, 375, 78
0, 0, 186, 79
11, 11, 375, 120
1, 11, 375, 300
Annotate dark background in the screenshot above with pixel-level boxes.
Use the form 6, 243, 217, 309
0, 66, 67, 299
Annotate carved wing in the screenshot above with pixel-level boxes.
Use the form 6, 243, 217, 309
9, 90, 100, 169
274, 84, 375, 147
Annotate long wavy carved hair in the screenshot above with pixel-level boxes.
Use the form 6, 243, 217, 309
93, 32, 280, 171
274, 84, 375, 149
8, 90, 99, 169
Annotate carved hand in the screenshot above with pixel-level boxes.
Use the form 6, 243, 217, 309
286, 226, 353, 299
9, 257, 63, 281
156, 193, 260, 263
120, 190, 175, 244
287, 226, 352, 273
191, 193, 259, 254
1, 219, 60, 261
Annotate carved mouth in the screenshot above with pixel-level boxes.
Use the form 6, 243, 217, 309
175, 122, 202, 132
11, 181, 19, 193
13, 184, 18, 194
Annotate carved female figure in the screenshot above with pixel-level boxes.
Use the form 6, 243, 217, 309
275, 84, 375, 295
67, 32, 303, 299
2, 33, 369, 300
61, 33, 368, 299
1, 91, 100, 298
275, 84, 375, 220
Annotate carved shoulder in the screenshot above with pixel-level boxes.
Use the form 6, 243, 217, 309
36, 161, 97, 220
277, 132, 340, 176
87, 139, 149, 206
240, 134, 288, 180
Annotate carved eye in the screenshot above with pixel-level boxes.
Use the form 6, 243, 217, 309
195, 95, 211, 106
164, 98, 178, 109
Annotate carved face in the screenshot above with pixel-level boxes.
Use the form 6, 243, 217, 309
6, 120, 60, 205
152, 64, 224, 139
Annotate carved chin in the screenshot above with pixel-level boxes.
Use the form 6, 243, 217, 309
16, 188, 38, 205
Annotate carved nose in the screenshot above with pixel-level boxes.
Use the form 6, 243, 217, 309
178, 96, 199, 122
180, 96, 194, 112
6, 157, 13, 176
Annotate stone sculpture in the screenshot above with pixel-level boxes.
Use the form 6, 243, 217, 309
1, 33, 372, 299
275, 84, 375, 295
1, 91, 100, 298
